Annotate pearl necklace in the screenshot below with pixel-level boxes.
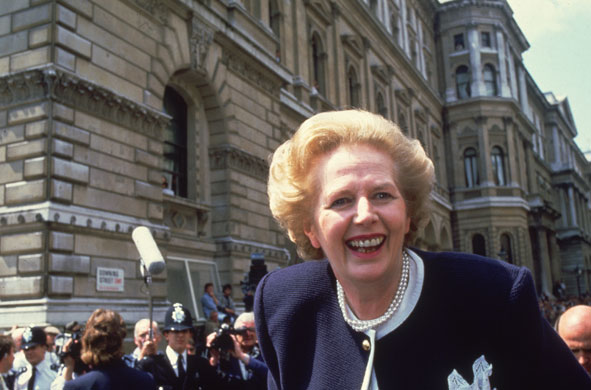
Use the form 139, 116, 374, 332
336, 250, 411, 332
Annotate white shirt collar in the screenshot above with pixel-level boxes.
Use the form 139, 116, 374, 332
344, 248, 425, 390
165, 346, 187, 375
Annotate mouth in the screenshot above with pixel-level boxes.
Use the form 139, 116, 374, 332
346, 235, 385, 254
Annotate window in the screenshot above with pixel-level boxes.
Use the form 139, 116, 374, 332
483, 64, 498, 96
376, 92, 387, 117
348, 66, 360, 108
500, 234, 513, 263
491, 146, 506, 186
464, 147, 479, 187
167, 257, 221, 320
481, 32, 491, 48
311, 33, 326, 95
163, 86, 188, 197
472, 234, 486, 256
269, 0, 280, 37
454, 33, 465, 51
456, 65, 471, 99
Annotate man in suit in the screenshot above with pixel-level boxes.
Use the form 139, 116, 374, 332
138, 303, 230, 390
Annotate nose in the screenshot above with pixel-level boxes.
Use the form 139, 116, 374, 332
354, 197, 377, 224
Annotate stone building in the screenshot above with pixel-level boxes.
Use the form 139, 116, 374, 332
0, 0, 589, 328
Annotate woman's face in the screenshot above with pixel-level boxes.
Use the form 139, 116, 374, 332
304, 144, 410, 287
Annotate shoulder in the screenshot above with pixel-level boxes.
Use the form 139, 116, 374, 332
63, 371, 105, 389
255, 260, 334, 317
413, 248, 536, 309
416, 249, 527, 286
257, 260, 332, 296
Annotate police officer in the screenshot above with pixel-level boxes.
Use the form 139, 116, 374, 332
14, 327, 57, 390
138, 303, 232, 390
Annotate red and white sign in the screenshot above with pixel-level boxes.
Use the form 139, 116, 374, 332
96, 267, 125, 292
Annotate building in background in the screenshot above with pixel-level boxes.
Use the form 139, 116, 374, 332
0, 0, 589, 328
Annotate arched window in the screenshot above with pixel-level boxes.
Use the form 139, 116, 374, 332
472, 234, 486, 256
456, 65, 471, 99
491, 146, 506, 186
347, 66, 360, 108
269, 0, 280, 38
376, 91, 387, 117
311, 33, 326, 95
163, 86, 188, 198
500, 233, 513, 263
483, 64, 498, 96
464, 147, 479, 187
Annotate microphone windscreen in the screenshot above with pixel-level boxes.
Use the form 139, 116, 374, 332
132, 226, 166, 275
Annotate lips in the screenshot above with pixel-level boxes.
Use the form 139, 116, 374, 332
346, 235, 385, 253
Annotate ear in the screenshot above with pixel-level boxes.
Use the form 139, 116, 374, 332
404, 216, 411, 234
304, 225, 321, 249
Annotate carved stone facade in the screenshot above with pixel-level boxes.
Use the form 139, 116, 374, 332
0, 0, 589, 328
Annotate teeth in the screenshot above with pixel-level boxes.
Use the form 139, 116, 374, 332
348, 237, 384, 248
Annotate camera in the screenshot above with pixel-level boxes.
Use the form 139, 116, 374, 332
209, 324, 249, 359
54, 322, 88, 374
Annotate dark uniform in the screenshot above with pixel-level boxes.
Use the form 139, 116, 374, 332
138, 353, 225, 390
138, 303, 236, 390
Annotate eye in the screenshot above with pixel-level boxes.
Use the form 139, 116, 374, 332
329, 197, 350, 208
374, 192, 393, 200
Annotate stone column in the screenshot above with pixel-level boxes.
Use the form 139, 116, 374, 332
568, 186, 578, 226
475, 116, 492, 186
418, 23, 426, 77
506, 44, 518, 99
400, 0, 410, 57
468, 26, 484, 96
331, 2, 342, 107
559, 188, 569, 227
495, 29, 511, 97
517, 65, 529, 116
504, 117, 518, 186
537, 227, 553, 295
552, 126, 561, 167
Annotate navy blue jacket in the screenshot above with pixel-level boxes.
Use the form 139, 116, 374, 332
255, 250, 591, 389
63, 360, 156, 390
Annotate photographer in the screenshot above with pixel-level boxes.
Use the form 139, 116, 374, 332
51, 324, 86, 390
207, 312, 267, 390
60, 309, 156, 390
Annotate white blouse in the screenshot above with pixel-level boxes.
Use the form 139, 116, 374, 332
342, 249, 425, 390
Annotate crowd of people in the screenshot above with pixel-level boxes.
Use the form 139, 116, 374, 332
0, 283, 267, 390
539, 293, 591, 326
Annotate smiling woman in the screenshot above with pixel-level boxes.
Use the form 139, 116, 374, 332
254, 109, 591, 390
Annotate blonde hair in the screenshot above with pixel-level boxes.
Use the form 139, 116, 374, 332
268, 109, 434, 259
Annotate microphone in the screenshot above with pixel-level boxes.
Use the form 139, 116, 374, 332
132, 226, 166, 276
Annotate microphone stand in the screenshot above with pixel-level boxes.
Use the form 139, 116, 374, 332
141, 260, 154, 340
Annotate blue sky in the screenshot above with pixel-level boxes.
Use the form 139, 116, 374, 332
507, 0, 591, 158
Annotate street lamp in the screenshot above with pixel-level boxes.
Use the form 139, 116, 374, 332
574, 265, 583, 298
